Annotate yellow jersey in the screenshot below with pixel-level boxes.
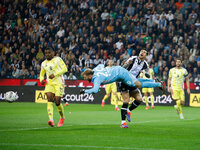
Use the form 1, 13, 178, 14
40, 56, 68, 85
140, 68, 154, 79
169, 67, 188, 90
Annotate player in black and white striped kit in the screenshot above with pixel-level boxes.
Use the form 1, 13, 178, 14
119, 49, 165, 128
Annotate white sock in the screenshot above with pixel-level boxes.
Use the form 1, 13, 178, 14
121, 120, 126, 124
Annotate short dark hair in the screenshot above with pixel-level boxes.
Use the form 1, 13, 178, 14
82, 69, 94, 76
176, 57, 182, 62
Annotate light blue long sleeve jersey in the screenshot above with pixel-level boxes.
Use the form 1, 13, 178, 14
85, 64, 138, 94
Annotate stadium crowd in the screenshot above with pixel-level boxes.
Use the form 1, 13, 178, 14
0, 0, 200, 83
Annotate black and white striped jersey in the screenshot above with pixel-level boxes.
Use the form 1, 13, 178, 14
124, 56, 149, 78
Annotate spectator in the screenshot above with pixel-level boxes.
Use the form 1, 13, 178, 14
67, 72, 77, 80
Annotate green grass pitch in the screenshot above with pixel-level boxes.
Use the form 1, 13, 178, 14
0, 102, 200, 150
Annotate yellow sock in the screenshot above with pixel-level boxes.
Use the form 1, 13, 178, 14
176, 100, 182, 114
47, 102, 53, 120
57, 104, 64, 118
151, 95, 154, 106
113, 94, 119, 106
103, 94, 109, 101
144, 96, 148, 106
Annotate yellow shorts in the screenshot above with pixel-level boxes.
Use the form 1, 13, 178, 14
142, 88, 154, 93
172, 89, 185, 101
105, 83, 117, 94
44, 84, 65, 97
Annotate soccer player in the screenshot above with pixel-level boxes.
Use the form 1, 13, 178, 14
119, 50, 165, 128
140, 65, 155, 110
101, 60, 120, 111
168, 58, 190, 119
40, 47, 68, 127
80, 64, 164, 128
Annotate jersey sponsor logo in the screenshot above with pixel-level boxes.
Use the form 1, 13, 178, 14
189, 93, 200, 107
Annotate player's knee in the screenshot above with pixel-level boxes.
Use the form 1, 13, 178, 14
106, 93, 110, 97
113, 92, 117, 95
135, 81, 141, 88
55, 102, 60, 106
135, 95, 143, 101
181, 101, 185, 105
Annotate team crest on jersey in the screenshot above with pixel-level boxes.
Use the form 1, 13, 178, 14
127, 81, 131, 85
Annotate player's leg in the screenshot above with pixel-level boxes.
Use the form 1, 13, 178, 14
128, 89, 143, 112
143, 88, 149, 110
55, 85, 65, 126
172, 89, 183, 119
102, 85, 111, 107
120, 91, 129, 128
149, 88, 154, 108
178, 90, 185, 119
112, 83, 119, 111
45, 84, 55, 127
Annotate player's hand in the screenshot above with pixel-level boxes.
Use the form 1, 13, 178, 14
128, 59, 133, 64
187, 88, 190, 94
49, 74, 55, 79
41, 80, 45, 85
168, 87, 172, 93
80, 89, 85, 95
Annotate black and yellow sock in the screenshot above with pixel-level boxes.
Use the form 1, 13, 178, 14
103, 94, 109, 102
56, 104, 64, 118
47, 102, 53, 120
176, 100, 182, 114
151, 95, 154, 106
144, 96, 148, 106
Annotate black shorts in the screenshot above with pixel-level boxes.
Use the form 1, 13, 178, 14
118, 82, 138, 92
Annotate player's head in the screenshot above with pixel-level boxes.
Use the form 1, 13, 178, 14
139, 49, 147, 60
107, 59, 113, 67
45, 47, 54, 60
82, 69, 94, 82
176, 58, 182, 67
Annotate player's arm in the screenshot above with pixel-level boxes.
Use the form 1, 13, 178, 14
143, 62, 150, 78
168, 69, 172, 93
185, 70, 190, 94
53, 58, 68, 77
122, 56, 134, 68
84, 78, 102, 94
40, 63, 46, 85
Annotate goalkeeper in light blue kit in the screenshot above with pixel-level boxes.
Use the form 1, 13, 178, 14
81, 64, 162, 94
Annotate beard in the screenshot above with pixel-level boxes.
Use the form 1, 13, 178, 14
88, 79, 92, 82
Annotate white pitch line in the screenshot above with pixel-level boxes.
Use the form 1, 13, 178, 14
0, 143, 171, 150
0, 119, 197, 132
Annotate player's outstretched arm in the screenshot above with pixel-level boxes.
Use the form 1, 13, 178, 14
84, 79, 101, 94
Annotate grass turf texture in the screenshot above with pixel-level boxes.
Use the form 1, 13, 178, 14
0, 103, 200, 150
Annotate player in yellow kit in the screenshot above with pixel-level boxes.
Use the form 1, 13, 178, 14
140, 66, 155, 110
40, 47, 68, 127
168, 58, 190, 119
101, 60, 120, 111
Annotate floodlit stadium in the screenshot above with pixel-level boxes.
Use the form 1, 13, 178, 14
0, 0, 200, 150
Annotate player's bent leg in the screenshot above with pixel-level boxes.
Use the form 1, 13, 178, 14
113, 92, 119, 111
102, 93, 110, 108
143, 92, 149, 110
150, 92, 155, 109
